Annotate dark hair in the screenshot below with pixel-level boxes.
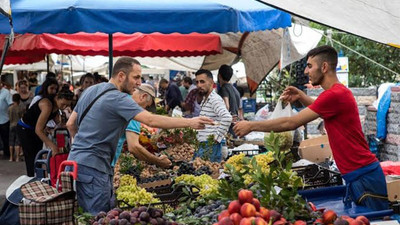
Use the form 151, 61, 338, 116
218, 64, 233, 81
12, 93, 21, 103
17, 80, 28, 87
306, 45, 338, 71
45, 72, 56, 79
112, 57, 141, 78
57, 90, 74, 101
159, 78, 169, 85
195, 69, 213, 79
60, 83, 70, 92
39, 78, 59, 98
183, 76, 193, 85
80, 73, 95, 85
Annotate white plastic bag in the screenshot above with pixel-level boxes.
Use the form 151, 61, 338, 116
255, 104, 270, 121
264, 100, 294, 150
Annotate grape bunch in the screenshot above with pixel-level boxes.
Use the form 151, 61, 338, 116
193, 200, 225, 224
193, 166, 212, 176
116, 175, 160, 207
140, 174, 170, 183
175, 174, 219, 197
126, 167, 142, 181
177, 162, 195, 175
92, 206, 179, 225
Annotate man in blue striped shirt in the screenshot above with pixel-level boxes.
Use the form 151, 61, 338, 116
194, 69, 232, 162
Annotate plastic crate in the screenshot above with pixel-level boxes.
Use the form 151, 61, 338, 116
243, 98, 256, 113
292, 164, 343, 189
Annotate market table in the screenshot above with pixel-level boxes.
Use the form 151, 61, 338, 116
299, 185, 394, 219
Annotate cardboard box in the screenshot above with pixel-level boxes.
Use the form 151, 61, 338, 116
298, 135, 332, 163
386, 175, 400, 202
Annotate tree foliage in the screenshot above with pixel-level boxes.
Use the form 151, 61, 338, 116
310, 23, 400, 87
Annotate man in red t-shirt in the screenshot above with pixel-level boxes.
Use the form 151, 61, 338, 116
234, 45, 388, 210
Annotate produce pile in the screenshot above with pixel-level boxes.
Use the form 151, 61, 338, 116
164, 143, 195, 162
214, 189, 371, 225
152, 128, 198, 149
175, 174, 219, 198
91, 206, 177, 225
115, 175, 160, 208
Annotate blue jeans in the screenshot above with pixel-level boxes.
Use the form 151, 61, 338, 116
69, 164, 113, 215
343, 162, 388, 211
194, 141, 222, 162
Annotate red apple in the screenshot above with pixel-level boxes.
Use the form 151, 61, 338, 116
218, 210, 230, 221
238, 189, 254, 204
240, 203, 256, 217
228, 200, 242, 214
229, 213, 243, 225
252, 198, 261, 211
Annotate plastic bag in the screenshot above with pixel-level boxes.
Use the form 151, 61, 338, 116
264, 100, 294, 150
255, 104, 270, 121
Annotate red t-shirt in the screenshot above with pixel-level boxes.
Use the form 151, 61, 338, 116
308, 83, 377, 174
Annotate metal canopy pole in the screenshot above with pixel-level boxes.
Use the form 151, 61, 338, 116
0, 36, 11, 75
108, 33, 113, 79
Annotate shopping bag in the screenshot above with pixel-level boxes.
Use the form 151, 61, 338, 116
255, 104, 270, 121
264, 100, 294, 150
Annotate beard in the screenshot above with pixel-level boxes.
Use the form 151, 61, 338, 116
310, 69, 324, 86
120, 77, 132, 94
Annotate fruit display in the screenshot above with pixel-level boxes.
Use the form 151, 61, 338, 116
152, 128, 199, 149
91, 206, 178, 225
165, 199, 227, 225
164, 143, 195, 162
115, 175, 160, 207
215, 189, 288, 225
193, 157, 223, 178
175, 174, 219, 198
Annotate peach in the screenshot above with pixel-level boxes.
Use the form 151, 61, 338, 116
230, 213, 243, 225
322, 210, 337, 224
254, 217, 268, 225
259, 207, 270, 222
269, 210, 281, 223
240, 203, 256, 217
355, 216, 369, 225
252, 198, 261, 211
219, 217, 234, 225
228, 200, 242, 214
238, 189, 254, 204
218, 210, 230, 221
293, 220, 307, 225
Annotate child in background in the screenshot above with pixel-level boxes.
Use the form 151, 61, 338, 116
9, 93, 24, 161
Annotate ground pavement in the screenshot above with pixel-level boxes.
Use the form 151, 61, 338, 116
0, 152, 26, 206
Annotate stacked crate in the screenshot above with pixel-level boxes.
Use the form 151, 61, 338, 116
381, 87, 400, 161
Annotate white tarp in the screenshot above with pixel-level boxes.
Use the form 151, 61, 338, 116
0, 0, 11, 17
138, 24, 322, 93
258, 0, 400, 48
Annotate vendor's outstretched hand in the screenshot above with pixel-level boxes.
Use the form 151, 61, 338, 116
190, 116, 214, 129
233, 121, 252, 138
280, 86, 301, 103
158, 155, 172, 168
